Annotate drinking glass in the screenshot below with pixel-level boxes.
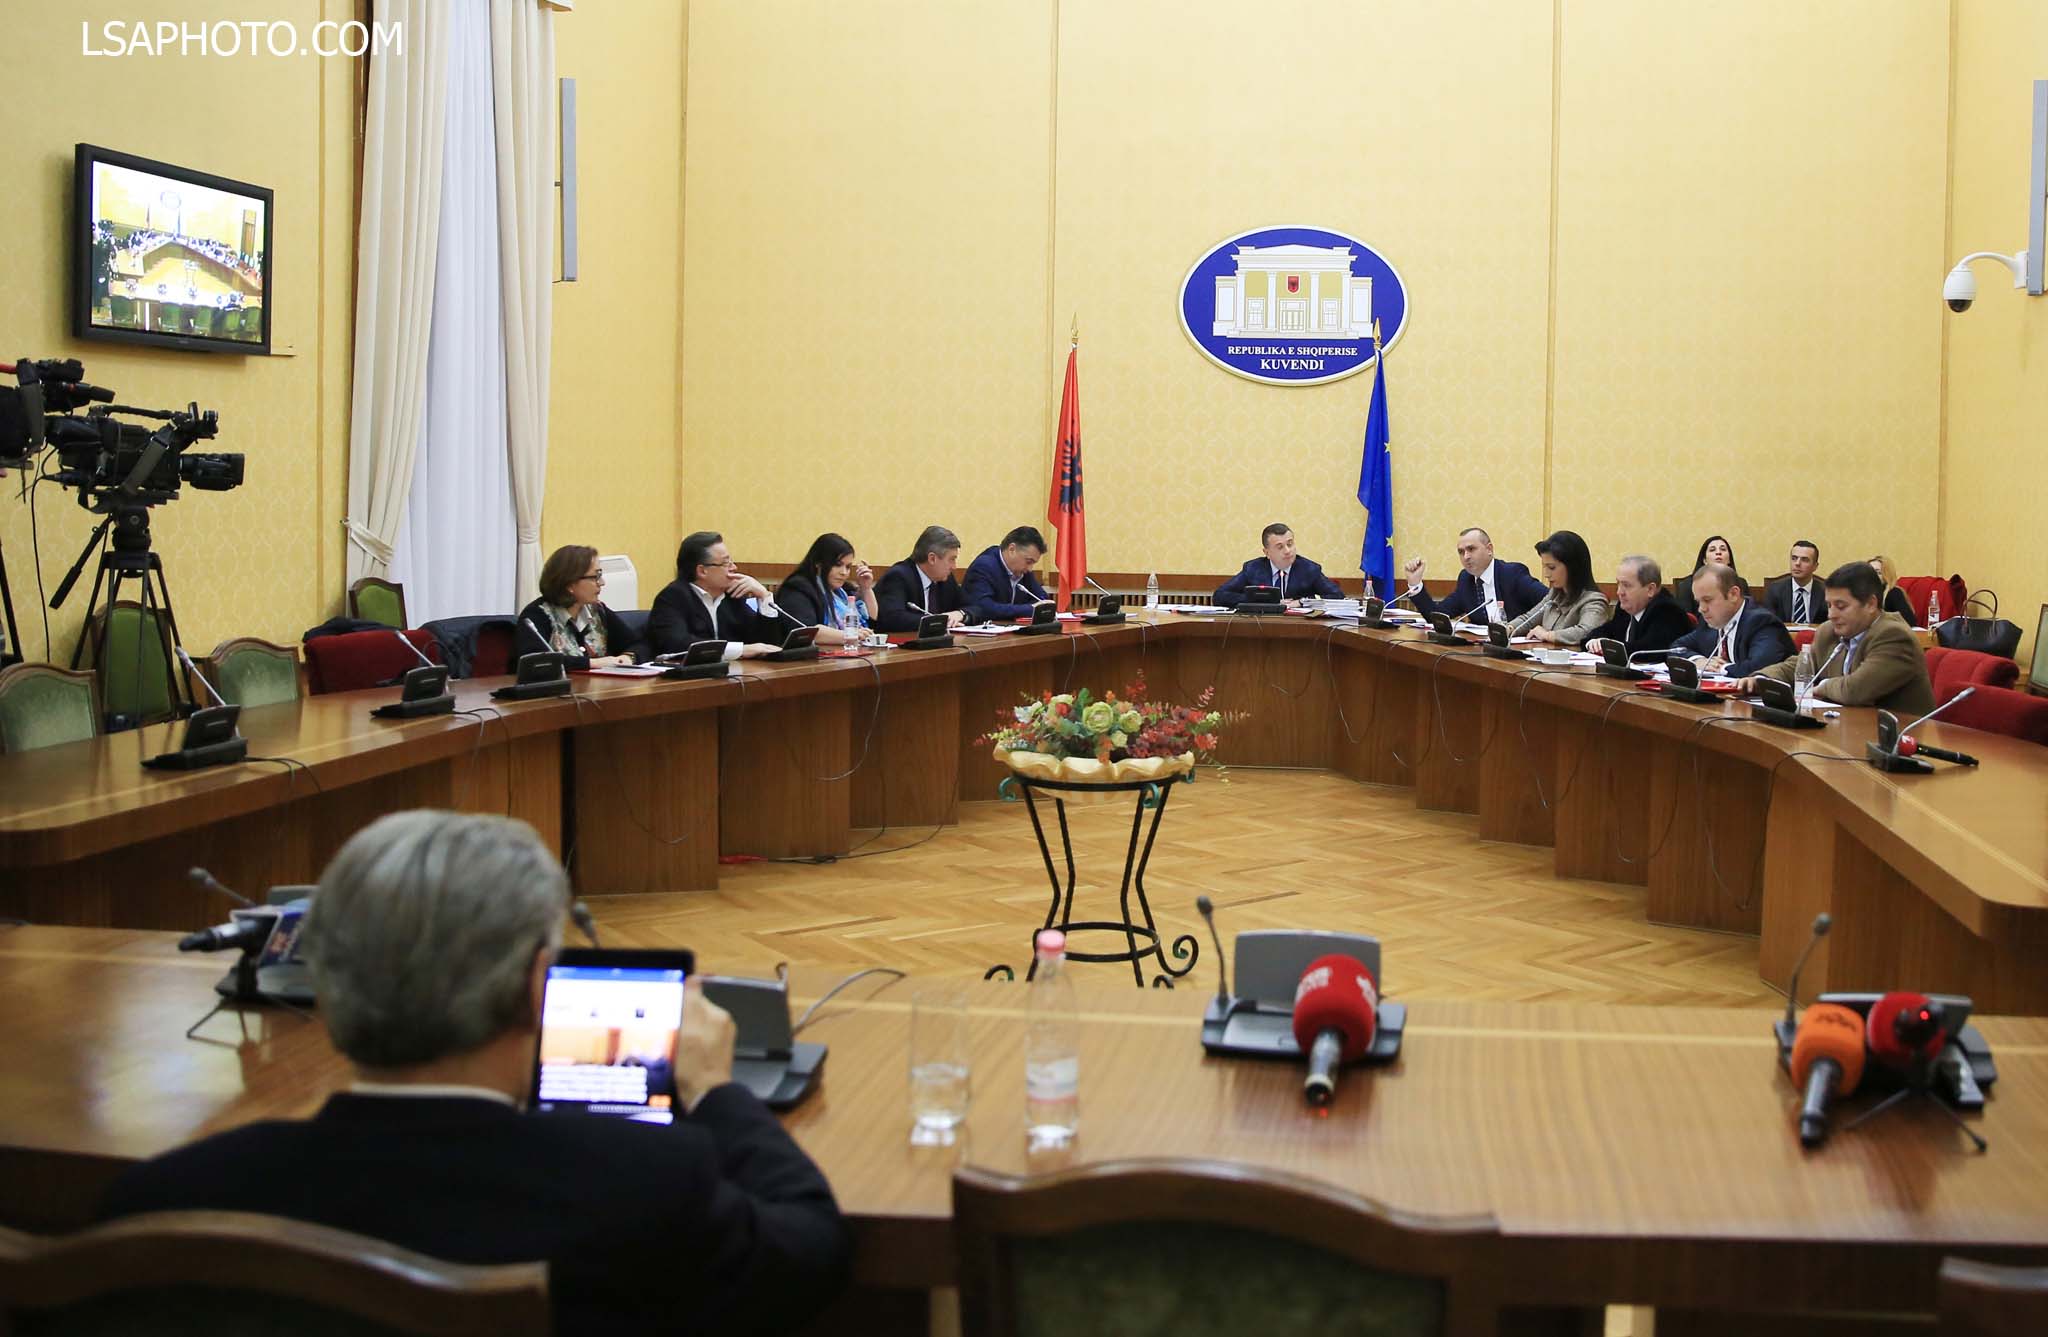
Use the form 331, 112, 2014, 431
908, 988, 971, 1145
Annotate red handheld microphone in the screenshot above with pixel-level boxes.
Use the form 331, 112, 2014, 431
1788, 1003, 1865, 1148
1291, 954, 1378, 1107
1866, 992, 1947, 1069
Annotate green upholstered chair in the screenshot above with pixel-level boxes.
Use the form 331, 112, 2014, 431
348, 577, 409, 630
953, 1160, 1503, 1337
0, 1210, 550, 1336
206, 638, 302, 708
0, 664, 100, 754
84, 602, 178, 726
157, 303, 181, 332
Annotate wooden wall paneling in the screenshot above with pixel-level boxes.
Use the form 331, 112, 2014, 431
447, 728, 563, 853
1192, 627, 1336, 768
1412, 651, 1484, 814
571, 707, 719, 894
1829, 830, 2048, 1015
847, 673, 959, 830
1757, 764, 1839, 996
1646, 737, 1769, 934
1478, 688, 1559, 848
1330, 637, 1413, 788
1550, 705, 1650, 887
718, 692, 852, 859
957, 658, 1055, 802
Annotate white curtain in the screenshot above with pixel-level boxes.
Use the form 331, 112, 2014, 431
344, 0, 452, 584
388, 0, 517, 624
492, 0, 556, 597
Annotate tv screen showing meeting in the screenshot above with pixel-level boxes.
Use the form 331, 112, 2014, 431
73, 143, 272, 354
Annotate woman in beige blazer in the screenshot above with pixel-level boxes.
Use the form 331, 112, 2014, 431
1508, 530, 1612, 646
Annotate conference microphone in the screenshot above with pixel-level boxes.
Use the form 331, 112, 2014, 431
570, 899, 602, 948
522, 617, 556, 655
1194, 895, 1229, 1006
174, 648, 230, 709
1789, 1002, 1866, 1148
1780, 912, 1832, 1031
1894, 689, 1981, 766
393, 630, 437, 667
1291, 953, 1379, 1108
188, 866, 254, 908
1866, 992, 1948, 1071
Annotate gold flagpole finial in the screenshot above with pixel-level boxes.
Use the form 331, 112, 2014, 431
1372, 317, 1383, 349
1071, 312, 1079, 347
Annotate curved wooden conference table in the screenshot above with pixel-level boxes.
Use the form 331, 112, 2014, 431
2, 613, 2045, 1012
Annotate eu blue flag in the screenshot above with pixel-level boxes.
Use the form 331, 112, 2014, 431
1356, 350, 1394, 598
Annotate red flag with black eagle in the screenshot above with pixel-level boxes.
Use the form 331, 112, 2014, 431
1047, 346, 1086, 611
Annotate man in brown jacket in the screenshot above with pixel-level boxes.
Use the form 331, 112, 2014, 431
1744, 561, 1935, 715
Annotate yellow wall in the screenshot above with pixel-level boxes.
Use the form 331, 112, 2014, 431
1944, 0, 2048, 671
678, 0, 1962, 600
544, 1, 686, 596
0, 0, 356, 662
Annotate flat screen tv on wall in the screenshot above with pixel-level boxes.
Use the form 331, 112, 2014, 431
72, 143, 273, 354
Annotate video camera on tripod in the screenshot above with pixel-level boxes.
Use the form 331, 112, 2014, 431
1, 356, 244, 725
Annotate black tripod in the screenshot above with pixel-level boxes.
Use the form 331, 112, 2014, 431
0, 533, 21, 668
55, 498, 188, 729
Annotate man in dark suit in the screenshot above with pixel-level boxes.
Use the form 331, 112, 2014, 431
1585, 554, 1692, 656
875, 525, 971, 632
1674, 563, 1794, 676
963, 526, 1053, 622
1399, 526, 1548, 625
1764, 540, 1826, 626
1746, 561, 1935, 714
1214, 523, 1345, 607
99, 811, 850, 1337
647, 531, 800, 659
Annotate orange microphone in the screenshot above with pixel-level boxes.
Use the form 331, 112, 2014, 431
1789, 1003, 1866, 1148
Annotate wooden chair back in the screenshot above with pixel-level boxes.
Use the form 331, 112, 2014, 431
1939, 1257, 2048, 1336
203, 638, 303, 708
347, 578, 409, 630
0, 1210, 549, 1336
953, 1159, 1502, 1337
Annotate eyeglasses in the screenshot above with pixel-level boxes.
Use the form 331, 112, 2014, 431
579, 571, 604, 583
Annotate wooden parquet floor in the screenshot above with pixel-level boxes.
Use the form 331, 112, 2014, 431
587, 768, 1779, 1008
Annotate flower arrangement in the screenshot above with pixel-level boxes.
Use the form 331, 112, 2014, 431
978, 673, 1237, 771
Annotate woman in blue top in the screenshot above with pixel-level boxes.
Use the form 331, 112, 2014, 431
774, 533, 878, 645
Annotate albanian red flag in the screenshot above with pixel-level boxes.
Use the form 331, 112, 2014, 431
1046, 347, 1086, 611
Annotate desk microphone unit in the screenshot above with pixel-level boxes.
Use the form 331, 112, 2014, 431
1237, 584, 1285, 616
1424, 611, 1464, 646
1662, 655, 1717, 704
658, 641, 730, 681
372, 632, 455, 718
1194, 900, 1405, 1065
146, 651, 249, 771
1356, 596, 1397, 630
1751, 676, 1822, 730
765, 625, 821, 662
1596, 641, 1651, 681
906, 612, 954, 651
490, 651, 571, 701
1866, 693, 1981, 774
701, 974, 827, 1111
1018, 601, 1061, 636
1482, 622, 1528, 660
1083, 594, 1126, 625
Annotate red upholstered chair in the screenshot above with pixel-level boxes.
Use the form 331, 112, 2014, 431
303, 629, 444, 695
1897, 575, 1964, 625
1937, 685, 2048, 746
1791, 627, 1817, 650
471, 622, 518, 679
1924, 647, 2020, 703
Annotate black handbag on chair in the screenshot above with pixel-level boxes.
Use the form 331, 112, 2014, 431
1935, 590, 2022, 659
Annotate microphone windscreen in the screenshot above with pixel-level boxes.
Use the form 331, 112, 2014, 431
1290, 953, 1378, 1060
1789, 1003, 1865, 1095
1866, 991, 1945, 1068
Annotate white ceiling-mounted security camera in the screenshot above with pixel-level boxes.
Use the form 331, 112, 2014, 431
1943, 251, 2026, 313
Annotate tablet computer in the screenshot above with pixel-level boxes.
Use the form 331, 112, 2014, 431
531, 947, 695, 1124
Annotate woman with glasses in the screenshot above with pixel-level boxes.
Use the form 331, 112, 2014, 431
771, 532, 879, 647
517, 545, 643, 669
